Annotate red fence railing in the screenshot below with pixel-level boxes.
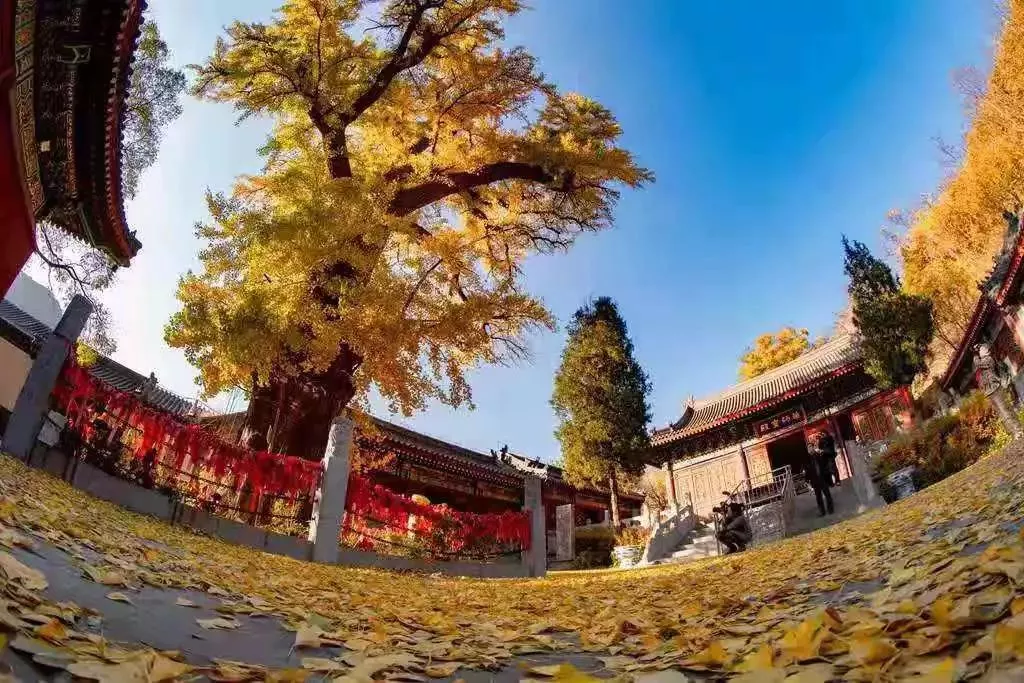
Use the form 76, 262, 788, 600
51, 358, 321, 536
342, 474, 530, 560
50, 357, 531, 558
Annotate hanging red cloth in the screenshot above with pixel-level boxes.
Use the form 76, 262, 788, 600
52, 355, 323, 502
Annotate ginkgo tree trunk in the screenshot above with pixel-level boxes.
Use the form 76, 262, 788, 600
166, 0, 652, 458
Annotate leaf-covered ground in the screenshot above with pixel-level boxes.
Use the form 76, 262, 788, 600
0, 449, 1024, 681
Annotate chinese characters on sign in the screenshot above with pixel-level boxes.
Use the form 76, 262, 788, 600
754, 406, 806, 437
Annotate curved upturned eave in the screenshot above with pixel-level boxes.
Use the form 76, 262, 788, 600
101, 0, 146, 265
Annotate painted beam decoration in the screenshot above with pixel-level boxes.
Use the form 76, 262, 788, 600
754, 406, 806, 438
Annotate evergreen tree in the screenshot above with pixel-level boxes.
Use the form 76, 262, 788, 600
843, 237, 935, 388
551, 298, 651, 527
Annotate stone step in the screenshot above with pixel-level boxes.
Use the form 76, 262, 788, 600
691, 534, 718, 545
657, 547, 720, 566
671, 546, 716, 560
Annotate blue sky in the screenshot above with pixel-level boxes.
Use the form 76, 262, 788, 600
41, 0, 994, 462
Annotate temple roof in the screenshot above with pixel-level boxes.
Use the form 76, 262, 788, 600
651, 334, 861, 447
941, 211, 1024, 390
0, 299, 194, 416
363, 416, 524, 488
13, 0, 146, 265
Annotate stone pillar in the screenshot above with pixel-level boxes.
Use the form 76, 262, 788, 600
990, 388, 1023, 439
522, 475, 546, 577
307, 416, 354, 564
845, 439, 883, 511
3, 295, 92, 460
937, 391, 953, 415
554, 504, 574, 562
664, 461, 679, 513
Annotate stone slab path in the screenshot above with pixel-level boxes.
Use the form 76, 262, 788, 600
0, 542, 610, 681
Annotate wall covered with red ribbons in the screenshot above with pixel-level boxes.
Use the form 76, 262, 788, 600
344, 474, 531, 555
52, 358, 322, 502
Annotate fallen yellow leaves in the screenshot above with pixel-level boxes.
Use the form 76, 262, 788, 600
34, 618, 67, 643
0, 551, 46, 590
4, 446, 1024, 679
106, 591, 134, 605
82, 564, 128, 586
66, 650, 191, 682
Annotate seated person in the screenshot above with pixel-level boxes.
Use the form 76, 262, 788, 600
716, 502, 752, 554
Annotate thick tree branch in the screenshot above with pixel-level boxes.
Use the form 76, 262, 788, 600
388, 162, 565, 216
347, 0, 442, 122
323, 1, 478, 179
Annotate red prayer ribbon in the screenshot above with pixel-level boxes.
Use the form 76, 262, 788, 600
52, 357, 322, 502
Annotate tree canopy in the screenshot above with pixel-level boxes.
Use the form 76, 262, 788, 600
167, 0, 651, 437
738, 327, 820, 380
33, 18, 185, 354
900, 1, 1024, 365
551, 297, 651, 526
844, 238, 935, 389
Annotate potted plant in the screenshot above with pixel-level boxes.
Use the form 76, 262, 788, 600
612, 526, 650, 568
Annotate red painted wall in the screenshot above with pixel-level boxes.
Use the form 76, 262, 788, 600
0, 11, 36, 297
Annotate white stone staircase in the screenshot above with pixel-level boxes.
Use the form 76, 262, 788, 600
648, 525, 720, 566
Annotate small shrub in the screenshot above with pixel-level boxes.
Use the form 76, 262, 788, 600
614, 526, 651, 548
872, 390, 998, 490
572, 550, 610, 570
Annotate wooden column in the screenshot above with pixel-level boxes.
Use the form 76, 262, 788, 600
738, 444, 751, 484
829, 414, 852, 481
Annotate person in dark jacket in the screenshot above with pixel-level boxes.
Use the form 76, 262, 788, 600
804, 443, 834, 516
817, 430, 840, 487
716, 502, 753, 553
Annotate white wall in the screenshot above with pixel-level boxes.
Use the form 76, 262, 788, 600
0, 340, 32, 411
5, 274, 61, 327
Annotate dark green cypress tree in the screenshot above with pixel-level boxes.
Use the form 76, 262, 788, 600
843, 238, 935, 388
551, 297, 651, 527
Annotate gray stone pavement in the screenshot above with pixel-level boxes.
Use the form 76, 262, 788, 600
787, 480, 865, 537
0, 541, 612, 681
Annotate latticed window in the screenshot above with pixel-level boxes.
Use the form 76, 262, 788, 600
853, 403, 896, 442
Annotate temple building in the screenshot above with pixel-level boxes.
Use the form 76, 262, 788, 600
211, 410, 643, 530
940, 212, 1024, 403
649, 334, 912, 516
1, 0, 145, 295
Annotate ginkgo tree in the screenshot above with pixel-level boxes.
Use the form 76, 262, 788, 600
166, 0, 651, 457
738, 327, 822, 380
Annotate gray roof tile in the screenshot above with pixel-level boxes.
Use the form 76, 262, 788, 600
651, 335, 861, 446
0, 300, 194, 417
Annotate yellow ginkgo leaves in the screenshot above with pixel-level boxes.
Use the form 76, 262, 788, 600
0, 552, 46, 590
6, 445, 1024, 680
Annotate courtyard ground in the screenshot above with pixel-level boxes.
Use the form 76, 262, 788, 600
0, 449, 1022, 681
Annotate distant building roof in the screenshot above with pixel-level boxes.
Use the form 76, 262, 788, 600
651, 334, 861, 447
4, 275, 62, 328
0, 299, 195, 417
363, 415, 524, 488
